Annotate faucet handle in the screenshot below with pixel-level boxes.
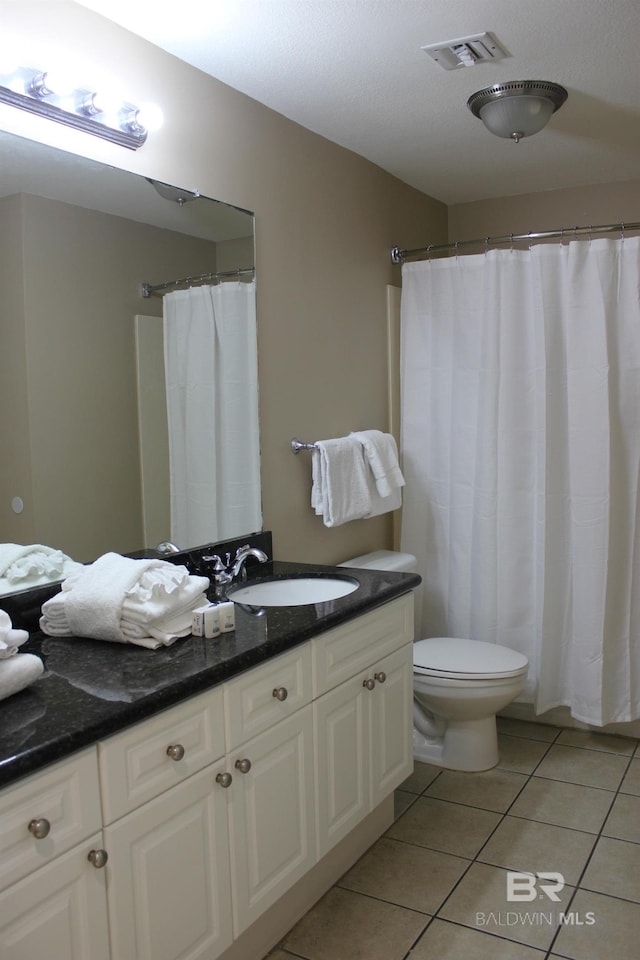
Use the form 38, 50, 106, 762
201, 554, 232, 584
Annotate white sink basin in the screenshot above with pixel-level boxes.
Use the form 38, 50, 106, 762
228, 576, 359, 607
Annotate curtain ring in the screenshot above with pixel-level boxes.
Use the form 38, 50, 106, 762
454, 241, 460, 260
589, 224, 593, 244
620, 222, 625, 242
528, 231, 533, 251
510, 233, 514, 253
484, 237, 490, 256
427, 243, 433, 261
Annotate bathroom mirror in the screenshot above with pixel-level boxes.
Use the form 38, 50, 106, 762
0, 130, 260, 593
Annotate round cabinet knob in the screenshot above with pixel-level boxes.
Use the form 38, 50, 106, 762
272, 686, 288, 702
28, 818, 51, 839
216, 771, 233, 788
87, 849, 109, 869
235, 758, 252, 774
166, 743, 185, 761
374, 671, 387, 684
362, 678, 376, 691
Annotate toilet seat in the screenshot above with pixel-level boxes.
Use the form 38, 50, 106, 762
413, 637, 528, 680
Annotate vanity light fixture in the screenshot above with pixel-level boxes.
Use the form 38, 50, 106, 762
467, 80, 568, 143
0, 63, 162, 150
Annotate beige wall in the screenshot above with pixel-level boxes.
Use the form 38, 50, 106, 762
0, 195, 35, 541
449, 178, 640, 243
0, 1, 447, 565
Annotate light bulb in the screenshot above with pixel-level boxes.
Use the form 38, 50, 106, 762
135, 102, 163, 132
31, 67, 76, 99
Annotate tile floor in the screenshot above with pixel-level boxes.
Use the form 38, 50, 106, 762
267, 718, 640, 960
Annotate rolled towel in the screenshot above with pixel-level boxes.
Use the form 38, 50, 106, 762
350, 430, 405, 498
311, 437, 372, 527
0, 653, 44, 701
0, 609, 29, 659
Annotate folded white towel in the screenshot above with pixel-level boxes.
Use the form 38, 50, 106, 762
0, 653, 44, 701
350, 430, 405, 498
39, 553, 210, 647
312, 437, 372, 527
0, 609, 29, 659
0, 543, 83, 592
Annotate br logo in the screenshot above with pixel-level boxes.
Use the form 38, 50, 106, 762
506, 872, 565, 902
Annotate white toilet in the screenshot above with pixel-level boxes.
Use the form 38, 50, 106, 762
340, 550, 529, 772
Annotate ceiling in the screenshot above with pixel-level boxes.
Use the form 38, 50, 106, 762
76, 0, 640, 206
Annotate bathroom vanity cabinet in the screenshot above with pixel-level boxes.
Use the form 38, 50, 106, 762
0, 593, 414, 960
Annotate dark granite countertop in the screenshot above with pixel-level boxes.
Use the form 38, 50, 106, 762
0, 560, 419, 790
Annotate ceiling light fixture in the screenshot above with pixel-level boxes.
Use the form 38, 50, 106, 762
0, 64, 162, 149
467, 80, 568, 143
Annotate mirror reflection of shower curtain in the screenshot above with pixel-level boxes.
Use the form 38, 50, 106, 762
163, 281, 261, 548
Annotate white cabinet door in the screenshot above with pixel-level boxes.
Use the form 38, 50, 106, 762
0, 831, 110, 960
228, 705, 315, 935
104, 762, 233, 960
313, 674, 368, 858
315, 642, 414, 857
368, 643, 414, 807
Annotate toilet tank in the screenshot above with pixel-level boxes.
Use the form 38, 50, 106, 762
339, 550, 417, 573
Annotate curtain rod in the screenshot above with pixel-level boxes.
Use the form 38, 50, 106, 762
140, 266, 255, 298
390, 220, 640, 264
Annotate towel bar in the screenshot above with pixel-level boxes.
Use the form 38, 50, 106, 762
291, 438, 318, 454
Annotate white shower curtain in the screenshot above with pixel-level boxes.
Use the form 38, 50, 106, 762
163, 280, 261, 548
400, 237, 640, 725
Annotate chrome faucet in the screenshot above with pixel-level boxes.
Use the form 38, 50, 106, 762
230, 545, 269, 579
203, 544, 269, 585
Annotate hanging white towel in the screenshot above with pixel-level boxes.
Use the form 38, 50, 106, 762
364, 477, 402, 517
350, 430, 405, 498
311, 437, 372, 527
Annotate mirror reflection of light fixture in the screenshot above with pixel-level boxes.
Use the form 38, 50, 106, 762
0, 64, 162, 150
467, 80, 568, 143
146, 178, 200, 206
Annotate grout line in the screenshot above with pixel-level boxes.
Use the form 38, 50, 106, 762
267, 727, 640, 959
400, 728, 639, 958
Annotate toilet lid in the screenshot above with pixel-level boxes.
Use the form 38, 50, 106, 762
413, 637, 528, 679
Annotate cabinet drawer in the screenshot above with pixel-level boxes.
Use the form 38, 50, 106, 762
312, 594, 414, 696
0, 748, 101, 892
98, 687, 225, 824
224, 644, 312, 751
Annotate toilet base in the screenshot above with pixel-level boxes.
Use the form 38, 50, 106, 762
413, 715, 499, 771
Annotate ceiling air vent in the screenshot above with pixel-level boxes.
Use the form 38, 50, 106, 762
422, 32, 508, 70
